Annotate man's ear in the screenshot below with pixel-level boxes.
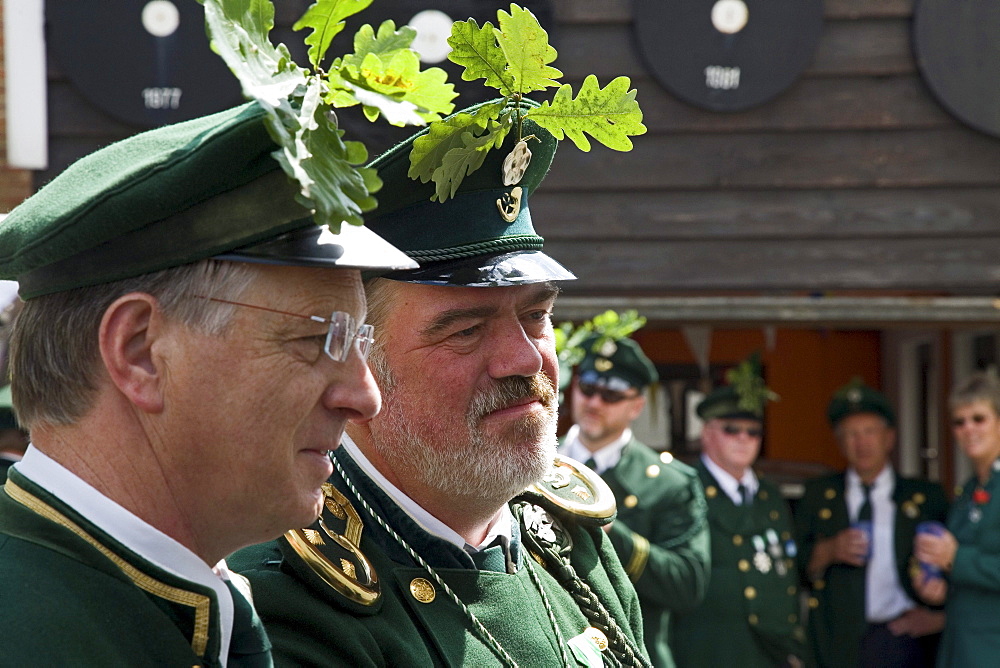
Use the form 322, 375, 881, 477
98, 293, 167, 414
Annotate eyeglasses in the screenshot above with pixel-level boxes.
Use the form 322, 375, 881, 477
195, 296, 374, 363
953, 414, 989, 428
577, 381, 639, 404
719, 423, 763, 439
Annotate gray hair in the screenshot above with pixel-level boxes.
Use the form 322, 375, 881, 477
9, 259, 256, 429
950, 369, 1000, 416
362, 277, 403, 393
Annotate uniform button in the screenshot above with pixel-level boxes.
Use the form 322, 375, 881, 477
739, 559, 750, 572
409, 578, 436, 603
787, 585, 796, 596
748, 614, 759, 625
646, 465, 660, 478
660, 451, 674, 464
705, 486, 718, 499
789, 613, 798, 623
733, 535, 744, 546
809, 597, 819, 609
815, 579, 826, 590
744, 586, 757, 600
624, 494, 638, 509
824, 488, 836, 499
914, 492, 926, 504
819, 508, 832, 519
769, 510, 779, 520
759, 490, 769, 500
781, 531, 791, 541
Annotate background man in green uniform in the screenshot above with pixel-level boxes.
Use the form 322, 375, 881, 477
231, 100, 650, 667
0, 102, 415, 666
672, 355, 809, 667
559, 334, 710, 667
797, 380, 947, 667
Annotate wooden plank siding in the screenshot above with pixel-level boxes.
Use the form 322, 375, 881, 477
537, 0, 1000, 297
37, 0, 1000, 297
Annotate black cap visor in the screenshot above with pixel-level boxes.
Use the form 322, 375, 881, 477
379, 250, 575, 286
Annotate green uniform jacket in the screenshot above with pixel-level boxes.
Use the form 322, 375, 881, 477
563, 435, 710, 668
671, 462, 809, 667
231, 448, 648, 667
937, 460, 1000, 666
794, 471, 948, 668
0, 468, 271, 667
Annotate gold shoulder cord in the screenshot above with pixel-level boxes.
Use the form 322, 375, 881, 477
284, 482, 380, 606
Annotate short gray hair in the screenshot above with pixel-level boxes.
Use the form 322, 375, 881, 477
950, 370, 1000, 416
9, 259, 256, 429
362, 277, 403, 393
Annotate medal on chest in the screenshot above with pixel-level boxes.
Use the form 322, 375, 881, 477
752, 535, 772, 574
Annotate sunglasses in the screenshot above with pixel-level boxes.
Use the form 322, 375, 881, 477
953, 414, 989, 428
577, 381, 639, 404
719, 423, 763, 439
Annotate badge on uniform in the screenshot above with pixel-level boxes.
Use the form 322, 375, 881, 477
752, 535, 772, 574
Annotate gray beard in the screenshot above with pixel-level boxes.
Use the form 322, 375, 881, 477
370, 373, 558, 503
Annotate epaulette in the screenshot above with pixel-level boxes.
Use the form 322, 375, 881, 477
279, 482, 383, 615
516, 455, 617, 527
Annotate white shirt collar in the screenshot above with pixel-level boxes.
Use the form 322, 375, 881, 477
558, 425, 632, 475
13, 445, 235, 666
701, 453, 758, 504
339, 435, 512, 552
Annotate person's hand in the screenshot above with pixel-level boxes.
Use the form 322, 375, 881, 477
831, 527, 869, 567
911, 571, 948, 606
914, 530, 957, 572
887, 607, 946, 638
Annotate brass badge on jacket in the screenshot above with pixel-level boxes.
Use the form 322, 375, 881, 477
285, 483, 380, 606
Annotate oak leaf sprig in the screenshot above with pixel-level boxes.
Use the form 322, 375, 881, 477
408, 3, 645, 202
198, 0, 457, 231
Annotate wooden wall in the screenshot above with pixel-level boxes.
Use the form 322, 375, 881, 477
538, 0, 1000, 296
35, 1, 1000, 294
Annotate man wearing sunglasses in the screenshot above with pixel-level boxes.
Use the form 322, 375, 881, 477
672, 355, 809, 667
0, 102, 417, 665
796, 380, 948, 668
559, 334, 709, 668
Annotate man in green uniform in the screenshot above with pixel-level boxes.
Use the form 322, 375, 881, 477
559, 334, 710, 667
672, 355, 809, 667
796, 380, 948, 668
231, 100, 650, 667
0, 102, 415, 665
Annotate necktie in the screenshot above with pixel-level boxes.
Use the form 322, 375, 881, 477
858, 483, 873, 522
584, 457, 598, 473
470, 535, 516, 573
738, 483, 752, 506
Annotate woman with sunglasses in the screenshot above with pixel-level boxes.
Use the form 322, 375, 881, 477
913, 371, 1000, 666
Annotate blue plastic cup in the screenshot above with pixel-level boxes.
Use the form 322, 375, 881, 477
850, 520, 873, 560
916, 520, 946, 580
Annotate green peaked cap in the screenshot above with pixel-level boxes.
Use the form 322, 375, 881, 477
364, 97, 574, 286
577, 336, 658, 390
827, 378, 896, 427
697, 352, 777, 422
0, 103, 415, 300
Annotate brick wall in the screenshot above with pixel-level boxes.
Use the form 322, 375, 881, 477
0, 0, 35, 213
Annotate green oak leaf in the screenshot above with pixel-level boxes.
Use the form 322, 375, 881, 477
528, 75, 646, 151
407, 100, 506, 184
432, 121, 510, 201
336, 21, 457, 124
269, 80, 380, 227
200, 0, 306, 107
495, 4, 561, 94
341, 20, 417, 72
293, 0, 374, 69
448, 19, 515, 93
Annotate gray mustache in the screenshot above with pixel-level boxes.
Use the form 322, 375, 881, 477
470, 374, 557, 420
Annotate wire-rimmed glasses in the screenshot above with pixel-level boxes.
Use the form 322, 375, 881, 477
194, 296, 374, 363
